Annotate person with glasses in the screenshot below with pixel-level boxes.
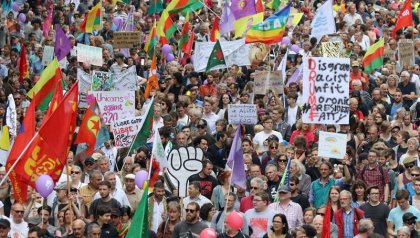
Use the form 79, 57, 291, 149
262, 213, 291, 238
398, 157, 418, 190
70, 165, 86, 190
333, 190, 365, 238
268, 185, 303, 229
387, 190, 420, 237
402, 213, 419, 238
81, 157, 97, 184
360, 186, 390, 237
172, 202, 208, 238
253, 116, 283, 155
240, 177, 266, 213
8, 203, 28, 238
244, 192, 276, 238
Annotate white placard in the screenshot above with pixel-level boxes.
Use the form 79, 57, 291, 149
77, 44, 103, 66
228, 104, 258, 125
111, 116, 143, 148
88, 91, 135, 125
42, 46, 54, 65
318, 131, 347, 159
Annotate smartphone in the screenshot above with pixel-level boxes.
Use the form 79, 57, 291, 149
140, 58, 145, 66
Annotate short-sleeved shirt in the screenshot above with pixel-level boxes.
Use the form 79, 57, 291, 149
310, 178, 345, 208
387, 205, 420, 231
357, 165, 390, 202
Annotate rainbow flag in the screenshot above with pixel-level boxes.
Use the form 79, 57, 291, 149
80, 3, 102, 33
144, 20, 158, 58
245, 4, 291, 44
363, 38, 384, 74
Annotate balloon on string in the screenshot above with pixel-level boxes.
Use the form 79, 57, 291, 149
162, 44, 172, 55
35, 175, 54, 198
281, 36, 290, 45
12, 2, 20, 12
199, 228, 217, 238
226, 211, 244, 230
135, 171, 148, 189
166, 53, 175, 62
290, 44, 301, 53
18, 13, 26, 23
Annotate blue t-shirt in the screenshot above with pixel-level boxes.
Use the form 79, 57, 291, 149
387, 205, 420, 231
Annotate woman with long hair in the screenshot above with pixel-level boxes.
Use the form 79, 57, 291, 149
289, 159, 312, 196
263, 214, 292, 238
157, 201, 181, 238
328, 186, 341, 213
351, 180, 367, 208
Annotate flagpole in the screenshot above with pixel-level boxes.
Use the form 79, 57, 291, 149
197, 0, 221, 19
0, 131, 39, 187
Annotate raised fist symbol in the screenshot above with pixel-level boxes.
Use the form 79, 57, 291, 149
166, 146, 204, 197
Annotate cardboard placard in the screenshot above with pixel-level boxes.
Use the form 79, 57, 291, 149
113, 32, 142, 48
398, 39, 414, 69
253, 71, 284, 95
111, 116, 143, 148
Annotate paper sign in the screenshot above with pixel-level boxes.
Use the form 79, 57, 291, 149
113, 66, 138, 91
193, 39, 251, 72
321, 42, 342, 57
398, 39, 414, 69
228, 104, 258, 125
42, 46, 54, 65
91, 71, 113, 91
302, 57, 350, 124
88, 91, 136, 125
77, 44, 103, 66
318, 131, 347, 159
253, 71, 284, 95
111, 116, 143, 148
113, 32, 142, 48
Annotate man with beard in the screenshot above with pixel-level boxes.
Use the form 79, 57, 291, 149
390, 89, 404, 120
172, 202, 208, 238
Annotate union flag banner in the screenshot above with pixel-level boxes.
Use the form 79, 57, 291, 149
10, 82, 78, 192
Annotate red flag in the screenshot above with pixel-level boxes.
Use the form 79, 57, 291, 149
10, 83, 78, 188
43, 80, 63, 121
144, 53, 159, 99
256, 0, 264, 13
74, 98, 101, 155
321, 201, 332, 238
184, 27, 195, 55
6, 97, 36, 203
18, 43, 29, 83
210, 18, 220, 42
392, 0, 413, 38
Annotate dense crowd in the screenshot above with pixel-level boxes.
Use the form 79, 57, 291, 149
0, 0, 419, 237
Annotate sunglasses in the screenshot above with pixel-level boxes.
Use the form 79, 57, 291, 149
250, 186, 259, 190
406, 220, 416, 225
406, 164, 415, 169
71, 171, 80, 174
185, 209, 196, 213
412, 174, 420, 177
271, 147, 278, 149
279, 159, 288, 163
85, 162, 94, 166
197, 125, 206, 129
316, 212, 325, 216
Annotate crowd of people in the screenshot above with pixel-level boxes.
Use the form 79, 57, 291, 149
0, 0, 419, 237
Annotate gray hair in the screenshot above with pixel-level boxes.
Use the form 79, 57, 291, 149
358, 219, 374, 233
397, 226, 411, 236
250, 177, 265, 188
340, 190, 352, 201
87, 223, 100, 235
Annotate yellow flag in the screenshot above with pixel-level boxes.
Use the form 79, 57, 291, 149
234, 13, 264, 38
0, 125, 10, 150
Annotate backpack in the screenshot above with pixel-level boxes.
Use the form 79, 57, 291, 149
360, 165, 386, 185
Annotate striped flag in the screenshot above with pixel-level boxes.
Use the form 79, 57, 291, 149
362, 38, 384, 74
80, 3, 102, 33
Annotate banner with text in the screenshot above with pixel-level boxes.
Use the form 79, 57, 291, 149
253, 71, 284, 95
113, 66, 138, 91
228, 104, 258, 125
77, 44, 103, 66
192, 39, 251, 72
42, 46, 54, 65
113, 32, 142, 48
302, 57, 350, 124
111, 116, 143, 148
88, 91, 135, 125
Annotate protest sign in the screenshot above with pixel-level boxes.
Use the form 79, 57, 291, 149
228, 104, 258, 125
113, 32, 142, 48
77, 68, 92, 108
398, 39, 414, 68
166, 146, 204, 197
42, 46, 54, 65
193, 39, 251, 72
113, 66, 138, 91
302, 57, 350, 124
310, 0, 336, 41
91, 71, 113, 91
88, 91, 135, 125
318, 131, 347, 159
253, 71, 284, 95
321, 42, 342, 57
77, 44, 103, 66
111, 116, 143, 148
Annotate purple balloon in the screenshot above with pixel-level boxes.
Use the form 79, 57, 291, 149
18, 13, 26, 23
290, 44, 301, 53
162, 44, 172, 55
12, 2, 20, 12
281, 36, 290, 45
35, 175, 54, 198
135, 171, 148, 189
166, 53, 175, 62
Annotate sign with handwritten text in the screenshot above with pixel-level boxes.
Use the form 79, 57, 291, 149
111, 116, 143, 148
113, 32, 142, 48
77, 44, 103, 66
228, 104, 257, 125
88, 91, 135, 125
302, 57, 350, 124
91, 71, 113, 91
398, 39, 414, 69
318, 131, 347, 159
253, 71, 284, 95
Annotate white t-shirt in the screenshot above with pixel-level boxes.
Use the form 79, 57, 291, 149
9, 220, 28, 238
287, 106, 298, 126
253, 130, 283, 152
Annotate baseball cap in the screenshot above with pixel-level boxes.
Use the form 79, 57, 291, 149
266, 135, 279, 142
0, 219, 10, 228
111, 208, 121, 217
278, 185, 290, 193
91, 152, 103, 161
403, 212, 417, 222
125, 174, 135, 180
84, 157, 95, 165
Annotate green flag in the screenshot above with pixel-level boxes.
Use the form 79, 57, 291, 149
147, 0, 163, 15
126, 181, 150, 238
129, 98, 155, 154
206, 40, 226, 72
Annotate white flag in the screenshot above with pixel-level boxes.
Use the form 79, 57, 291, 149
310, 0, 336, 42
152, 128, 168, 169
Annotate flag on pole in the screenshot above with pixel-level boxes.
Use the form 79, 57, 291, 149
152, 128, 168, 169
310, 0, 336, 42
74, 98, 101, 155
54, 24, 72, 61
148, 0, 163, 15
18, 43, 29, 83
206, 40, 226, 71
144, 53, 159, 99
43, 6, 53, 38
362, 38, 384, 74
220, 1, 235, 34
392, 0, 413, 38
231, 0, 256, 19
178, 16, 190, 54
144, 20, 158, 58
321, 201, 332, 238
157, 10, 177, 44
166, 0, 203, 14
210, 17, 220, 42
80, 2, 102, 33
43, 80, 63, 121
125, 181, 150, 238
129, 98, 155, 154
279, 158, 291, 186
226, 126, 246, 189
